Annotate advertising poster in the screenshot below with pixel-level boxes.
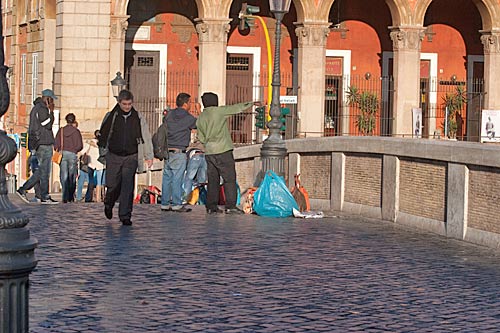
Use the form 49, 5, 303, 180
481, 110, 500, 143
412, 108, 422, 138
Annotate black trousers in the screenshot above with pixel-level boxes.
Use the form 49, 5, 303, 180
104, 152, 138, 220
205, 150, 237, 210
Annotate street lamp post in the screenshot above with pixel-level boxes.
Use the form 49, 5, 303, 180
0, 6, 38, 332
110, 72, 127, 100
260, 0, 291, 179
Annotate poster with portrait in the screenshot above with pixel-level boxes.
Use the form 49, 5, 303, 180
481, 110, 500, 143
412, 108, 422, 138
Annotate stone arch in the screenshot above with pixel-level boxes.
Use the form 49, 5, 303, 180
114, 0, 206, 17
315, 0, 409, 25
414, 0, 500, 30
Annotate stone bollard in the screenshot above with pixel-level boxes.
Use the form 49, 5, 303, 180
0, 132, 37, 333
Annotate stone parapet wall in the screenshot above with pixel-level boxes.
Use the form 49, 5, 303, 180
345, 154, 381, 207
300, 153, 331, 200
468, 166, 500, 234
233, 137, 500, 248
399, 158, 447, 222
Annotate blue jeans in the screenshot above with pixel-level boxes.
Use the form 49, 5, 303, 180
183, 153, 207, 196
161, 152, 187, 208
60, 151, 78, 202
76, 171, 89, 201
19, 154, 41, 198
77, 168, 96, 202
36, 144, 53, 200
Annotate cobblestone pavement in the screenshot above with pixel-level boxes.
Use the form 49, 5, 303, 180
11, 195, 500, 332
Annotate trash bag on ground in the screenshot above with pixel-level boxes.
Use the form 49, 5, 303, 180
253, 171, 298, 217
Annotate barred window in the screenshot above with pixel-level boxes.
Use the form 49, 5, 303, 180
226, 56, 249, 71
137, 56, 154, 67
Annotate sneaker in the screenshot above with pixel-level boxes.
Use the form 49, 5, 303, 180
172, 206, 192, 213
225, 208, 244, 215
160, 205, 171, 211
207, 208, 223, 214
16, 189, 29, 203
41, 197, 59, 205
121, 219, 132, 226
104, 205, 113, 220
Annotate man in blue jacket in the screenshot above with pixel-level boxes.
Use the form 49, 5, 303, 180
159, 92, 197, 212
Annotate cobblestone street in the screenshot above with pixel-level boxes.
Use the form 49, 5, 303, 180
13, 196, 500, 332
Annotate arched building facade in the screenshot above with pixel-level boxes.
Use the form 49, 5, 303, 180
4, 0, 500, 154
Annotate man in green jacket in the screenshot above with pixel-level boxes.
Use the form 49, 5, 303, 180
196, 92, 254, 214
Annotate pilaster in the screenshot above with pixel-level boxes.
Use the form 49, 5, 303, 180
389, 26, 425, 137
55, 0, 112, 134
480, 30, 500, 110
109, 15, 129, 107
446, 163, 468, 240
295, 22, 330, 137
195, 19, 231, 103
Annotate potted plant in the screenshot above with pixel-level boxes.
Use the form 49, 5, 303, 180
346, 86, 379, 135
442, 86, 466, 139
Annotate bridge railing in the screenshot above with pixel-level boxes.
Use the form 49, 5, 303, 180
233, 137, 500, 249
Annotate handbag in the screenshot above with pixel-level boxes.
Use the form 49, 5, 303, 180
98, 111, 118, 165
52, 127, 63, 165
52, 150, 62, 165
79, 153, 90, 173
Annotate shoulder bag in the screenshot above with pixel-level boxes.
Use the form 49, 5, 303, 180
52, 127, 63, 165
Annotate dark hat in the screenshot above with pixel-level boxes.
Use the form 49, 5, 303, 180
41, 89, 58, 99
201, 92, 218, 108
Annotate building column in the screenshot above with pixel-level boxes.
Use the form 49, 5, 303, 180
389, 26, 425, 137
295, 23, 330, 137
109, 15, 129, 107
54, 0, 112, 133
481, 30, 500, 110
195, 19, 231, 104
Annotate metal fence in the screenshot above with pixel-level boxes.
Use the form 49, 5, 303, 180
130, 70, 486, 143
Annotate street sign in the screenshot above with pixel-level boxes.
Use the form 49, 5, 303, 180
280, 95, 297, 104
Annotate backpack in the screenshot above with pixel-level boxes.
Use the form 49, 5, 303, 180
152, 123, 168, 160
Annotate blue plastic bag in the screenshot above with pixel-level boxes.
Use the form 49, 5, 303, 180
253, 171, 299, 217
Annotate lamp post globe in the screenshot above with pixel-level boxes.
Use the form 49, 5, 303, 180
110, 72, 127, 100
259, 0, 291, 180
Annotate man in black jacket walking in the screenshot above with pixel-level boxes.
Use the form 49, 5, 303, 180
98, 90, 153, 225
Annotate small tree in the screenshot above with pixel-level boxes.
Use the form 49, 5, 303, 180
347, 86, 379, 135
442, 86, 466, 139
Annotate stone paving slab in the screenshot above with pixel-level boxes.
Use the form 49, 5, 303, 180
8, 195, 500, 332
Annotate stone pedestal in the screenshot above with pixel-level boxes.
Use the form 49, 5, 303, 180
0, 133, 37, 333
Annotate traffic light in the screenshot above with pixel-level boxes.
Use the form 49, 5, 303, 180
255, 105, 265, 129
239, 2, 260, 31
280, 107, 290, 131
20, 132, 28, 148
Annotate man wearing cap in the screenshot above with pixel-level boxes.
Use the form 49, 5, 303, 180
22, 89, 58, 204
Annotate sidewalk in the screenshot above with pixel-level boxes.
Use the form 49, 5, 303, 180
8, 195, 500, 332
